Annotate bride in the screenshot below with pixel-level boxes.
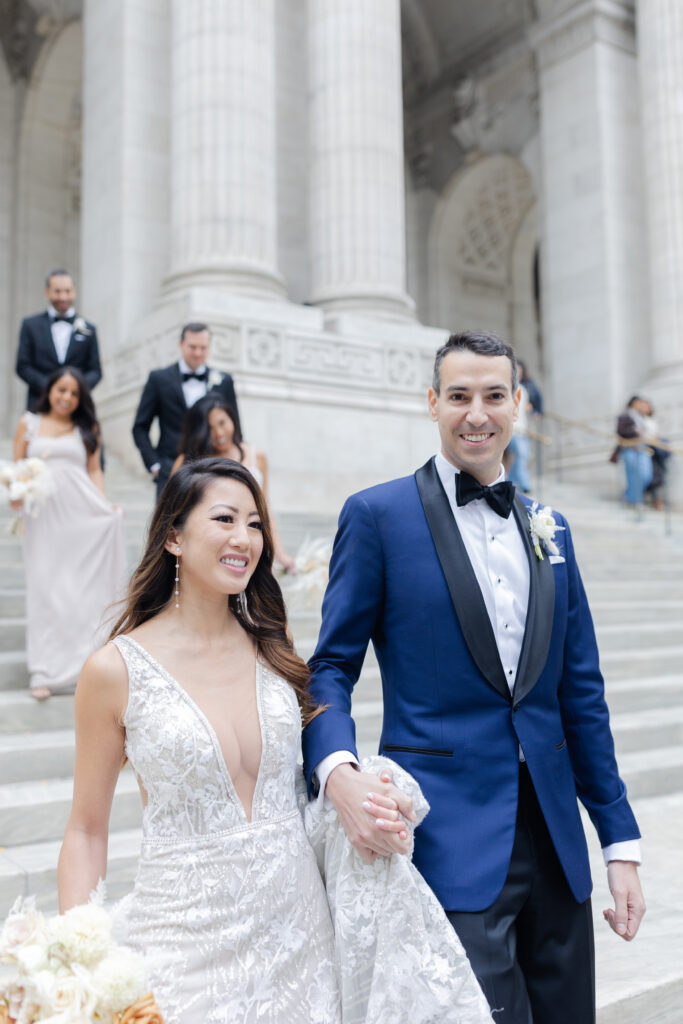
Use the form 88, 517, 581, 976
57, 457, 491, 1023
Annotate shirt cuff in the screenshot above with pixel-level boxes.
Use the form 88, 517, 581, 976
150, 462, 161, 474
602, 839, 642, 865
314, 751, 359, 805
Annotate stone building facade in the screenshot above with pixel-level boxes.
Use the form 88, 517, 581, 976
1, 0, 681, 508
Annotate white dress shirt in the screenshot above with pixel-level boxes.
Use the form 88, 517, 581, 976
48, 303, 75, 364
316, 453, 640, 864
179, 357, 209, 408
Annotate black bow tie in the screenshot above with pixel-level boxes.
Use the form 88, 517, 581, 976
52, 314, 74, 324
455, 471, 515, 518
182, 370, 208, 383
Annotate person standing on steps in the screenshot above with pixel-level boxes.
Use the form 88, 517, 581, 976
304, 330, 645, 1024
132, 322, 240, 499
16, 269, 102, 411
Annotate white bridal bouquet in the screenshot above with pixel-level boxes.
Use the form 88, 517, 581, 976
0, 888, 164, 1024
0, 458, 53, 519
280, 536, 333, 611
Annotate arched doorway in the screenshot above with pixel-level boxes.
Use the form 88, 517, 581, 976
427, 153, 540, 371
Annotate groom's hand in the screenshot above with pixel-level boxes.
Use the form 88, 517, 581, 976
325, 763, 416, 864
603, 861, 646, 940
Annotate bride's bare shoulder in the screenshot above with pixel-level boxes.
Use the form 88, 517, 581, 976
78, 641, 129, 697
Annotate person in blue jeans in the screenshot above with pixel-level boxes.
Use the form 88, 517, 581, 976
616, 396, 654, 506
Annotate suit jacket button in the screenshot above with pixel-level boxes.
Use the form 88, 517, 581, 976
512, 704, 519, 712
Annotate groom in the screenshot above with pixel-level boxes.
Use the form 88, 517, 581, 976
303, 331, 645, 1023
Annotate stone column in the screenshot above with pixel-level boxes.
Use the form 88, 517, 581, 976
164, 0, 283, 297
81, 0, 170, 354
531, 0, 649, 419
637, 0, 683, 383
307, 0, 414, 319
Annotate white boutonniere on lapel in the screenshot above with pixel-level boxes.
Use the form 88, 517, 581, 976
528, 502, 565, 561
72, 316, 92, 336
207, 369, 223, 390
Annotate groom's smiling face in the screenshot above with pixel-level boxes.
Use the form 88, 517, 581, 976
428, 349, 520, 485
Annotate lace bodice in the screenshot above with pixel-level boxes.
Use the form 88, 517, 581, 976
111, 635, 339, 1024
112, 635, 302, 839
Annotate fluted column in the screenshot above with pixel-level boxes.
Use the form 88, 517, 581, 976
531, 0, 648, 419
165, 0, 283, 297
307, 0, 414, 319
637, 0, 683, 381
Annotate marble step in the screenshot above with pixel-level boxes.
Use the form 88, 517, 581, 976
600, 644, 683, 680
589, 599, 683, 625
0, 828, 141, 917
0, 729, 75, 783
0, 690, 75, 731
4, 691, 683, 789
584, 580, 683, 602
0, 590, 24, 617
594, 621, 683, 651
0, 771, 141, 846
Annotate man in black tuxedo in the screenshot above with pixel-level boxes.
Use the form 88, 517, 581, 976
16, 269, 102, 408
132, 322, 240, 498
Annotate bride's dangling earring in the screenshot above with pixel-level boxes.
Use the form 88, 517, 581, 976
174, 550, 181, 609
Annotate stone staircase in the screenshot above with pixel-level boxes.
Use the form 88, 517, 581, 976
0, 455, 682, 1021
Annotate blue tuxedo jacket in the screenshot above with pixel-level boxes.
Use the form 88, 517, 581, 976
302, 458, 640, 912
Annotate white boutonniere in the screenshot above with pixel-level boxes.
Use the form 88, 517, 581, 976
72, 316, 92, 336
207, 369, 223, 390
528, 502, 565, 561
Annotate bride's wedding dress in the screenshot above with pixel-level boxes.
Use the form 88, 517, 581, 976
111, 635, 492, 1024
112, 635, 339, 1023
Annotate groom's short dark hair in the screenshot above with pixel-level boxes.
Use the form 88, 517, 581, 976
432, 330, 518, 394
180, 321, 210, 340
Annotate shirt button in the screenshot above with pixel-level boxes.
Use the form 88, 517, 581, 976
508, 669, 513, 675
490, 535, 495, 541
504, 623, 509, 629
497, 577, 502, 584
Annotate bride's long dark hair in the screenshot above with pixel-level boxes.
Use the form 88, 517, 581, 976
109, 457, 321, 725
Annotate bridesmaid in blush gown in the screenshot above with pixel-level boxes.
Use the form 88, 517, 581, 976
7, 367, 126, 699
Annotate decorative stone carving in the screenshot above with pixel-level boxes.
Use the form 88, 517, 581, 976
287, 337, 383, 384
211, 326, 241, 366
387, 348, 420, 388
247, 329, 282, 370
0, 0, 38, 80
455, 158, 535, 281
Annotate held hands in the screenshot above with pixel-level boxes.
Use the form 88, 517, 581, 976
9, 499, 24, 513
603, 861, 646, 940
325, 763, 417, 864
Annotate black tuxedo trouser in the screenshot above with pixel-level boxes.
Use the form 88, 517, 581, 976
447, 764, 595, 1024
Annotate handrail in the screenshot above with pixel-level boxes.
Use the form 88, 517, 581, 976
541, 410, 683, 457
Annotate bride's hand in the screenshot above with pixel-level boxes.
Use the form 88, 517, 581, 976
325, 763, 416, 864
9, 499, 24, 513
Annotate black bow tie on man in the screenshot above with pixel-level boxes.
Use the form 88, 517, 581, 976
181, 370, 208, 383
455, 470, 515, 518
52, 314, 75, 324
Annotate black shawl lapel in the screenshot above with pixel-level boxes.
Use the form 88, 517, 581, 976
511, 495, 555, 704
171, 363, 188, 409
41, 312, 59, 363
414, 458, 510, 703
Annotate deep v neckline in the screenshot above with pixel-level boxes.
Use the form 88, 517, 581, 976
122, 635, 265, 825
